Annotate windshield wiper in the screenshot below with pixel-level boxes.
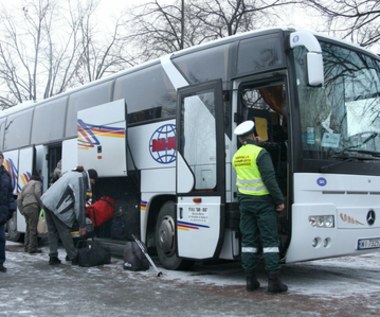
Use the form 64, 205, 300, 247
348, 149, 380, 157
319, 150, 380, 173
319, 156, 356, 173
340, 132, 378, 152
331, 149, 380, 160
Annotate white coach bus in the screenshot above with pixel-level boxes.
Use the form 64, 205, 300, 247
2, 28, 380, 269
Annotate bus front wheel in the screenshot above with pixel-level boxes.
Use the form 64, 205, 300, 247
155, 201, 193, 270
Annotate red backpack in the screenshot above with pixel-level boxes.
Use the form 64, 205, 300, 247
86, 196, 115, 227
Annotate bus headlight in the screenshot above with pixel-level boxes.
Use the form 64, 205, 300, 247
309, 215, 335, 228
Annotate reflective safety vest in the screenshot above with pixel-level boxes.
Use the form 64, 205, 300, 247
232, 144, 269, 196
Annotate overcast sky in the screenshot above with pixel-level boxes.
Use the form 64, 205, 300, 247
0, 0, 322, 32
96, 0, 322, 31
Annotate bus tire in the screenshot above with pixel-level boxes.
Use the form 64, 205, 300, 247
5, 212, 22, 242
155, 201, 193, 270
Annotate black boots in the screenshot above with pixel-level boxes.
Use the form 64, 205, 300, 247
267, 271, 288, 293
49, 256, 61, 265
71, 254, 79, 266
245, 271, 288, 293
246, 273, 260, 291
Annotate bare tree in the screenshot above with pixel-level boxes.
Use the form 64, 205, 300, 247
126, 0, 189, 61
190, 0, 299, 38
0, 0, 80, 108
304, 0, 380, 48
75, 0, 133, 84
0, 0, 132, 109
126, 0, 300, 61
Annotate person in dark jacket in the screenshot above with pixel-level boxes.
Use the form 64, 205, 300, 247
17, 174, 43, 254
50, 160, 62, 186
232, 121, 287, 293
41, 166, 98, 265
0, 151, 17, 273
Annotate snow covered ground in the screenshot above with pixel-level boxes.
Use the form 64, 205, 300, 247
1, 242, 379, 316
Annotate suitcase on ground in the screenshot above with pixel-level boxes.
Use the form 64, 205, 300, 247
123, 241, 149, 271
77, 240, 111, 267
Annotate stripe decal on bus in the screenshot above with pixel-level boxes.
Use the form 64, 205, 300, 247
77, 119, 125, 149
4, 158, 18, 192
140, 201, 147, 211
177, 220, 210, 231
19, 172, 31, 188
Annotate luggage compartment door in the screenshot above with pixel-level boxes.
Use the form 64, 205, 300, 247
77, 99, 127, 177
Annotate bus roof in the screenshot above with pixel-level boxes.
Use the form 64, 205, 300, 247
1, 26, 378, 118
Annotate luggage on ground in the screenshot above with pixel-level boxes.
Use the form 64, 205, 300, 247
123, 241, 149, 271
77, 239, 111, 267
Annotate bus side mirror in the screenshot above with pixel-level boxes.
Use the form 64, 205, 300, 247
307, 52, 324, 87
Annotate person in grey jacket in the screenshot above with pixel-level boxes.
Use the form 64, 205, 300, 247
17, 174, 43, 254
41, 166, 98, 265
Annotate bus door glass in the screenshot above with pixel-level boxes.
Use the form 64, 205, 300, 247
77, 99, 127, 177
3, 149, 19, 196
176, 80, 225, 259
17, 146, 36, 233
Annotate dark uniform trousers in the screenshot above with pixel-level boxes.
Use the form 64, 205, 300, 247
239, 194, 281, 273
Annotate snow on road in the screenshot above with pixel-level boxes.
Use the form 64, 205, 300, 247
1, 242, 380, 316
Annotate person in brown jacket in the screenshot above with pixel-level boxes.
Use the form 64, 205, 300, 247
17, 174, 43, 254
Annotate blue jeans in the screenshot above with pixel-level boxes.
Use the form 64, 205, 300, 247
0, 224, 5, 265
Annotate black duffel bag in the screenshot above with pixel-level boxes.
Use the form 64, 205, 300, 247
77, 240, 111, 267
123, 241, 149, 271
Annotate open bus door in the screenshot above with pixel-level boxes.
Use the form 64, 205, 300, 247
4, 146, 36, 241
17, 146, 37, 233
176, 80, 225, 260
77, 99, 127, 177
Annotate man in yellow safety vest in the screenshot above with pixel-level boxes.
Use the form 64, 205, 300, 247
232, 120, 287, 293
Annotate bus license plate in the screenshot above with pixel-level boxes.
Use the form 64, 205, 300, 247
357, 238, 380, 250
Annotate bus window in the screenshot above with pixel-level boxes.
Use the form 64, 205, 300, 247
294, 44, 380, 159
3, 108, 34, 150
32, 97, 67, 144
114, 64, 176, 124
237, 34, 285, 77
172, 43, 232, 86
0, 118, 6, 149
66, 81, 113, 137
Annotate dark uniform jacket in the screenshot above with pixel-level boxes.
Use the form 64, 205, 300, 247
0, 166, 16, 225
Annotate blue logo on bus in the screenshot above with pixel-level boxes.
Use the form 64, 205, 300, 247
149, 124, 176, 164
317, 177, 327, 186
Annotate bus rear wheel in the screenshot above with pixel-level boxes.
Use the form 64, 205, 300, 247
155, 201, 193, 270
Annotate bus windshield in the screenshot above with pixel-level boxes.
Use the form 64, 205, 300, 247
294, 42, 380, 160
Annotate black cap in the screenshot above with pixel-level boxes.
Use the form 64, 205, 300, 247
88, 169, 98, 180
